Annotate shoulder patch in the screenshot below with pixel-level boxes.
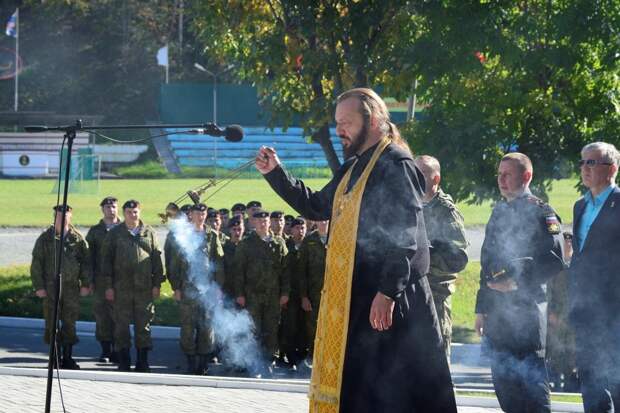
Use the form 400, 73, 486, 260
545, 214, 561, 234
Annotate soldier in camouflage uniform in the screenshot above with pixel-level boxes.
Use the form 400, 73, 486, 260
169, 203, 225, 375
86, 196, 121, 363
208, 209, 229, 245
415, 156, 469, 360
222, 216, 244, 299
102, 200, 164, 372
245, 200, 262, 233
279, 217, 306, 369
219, 208, 230, 235
233, 210, 289, 374
270, 211, 286, 239
31, 205, 90, 369
299, 219, 328, 362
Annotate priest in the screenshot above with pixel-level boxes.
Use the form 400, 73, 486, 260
255, 88, 456, 413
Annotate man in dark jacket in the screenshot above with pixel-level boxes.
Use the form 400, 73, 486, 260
256, 88, 456, 413
569, 142, 620, 413
475, 153, 564, 413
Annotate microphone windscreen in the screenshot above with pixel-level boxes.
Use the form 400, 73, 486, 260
224, 125, 244, 142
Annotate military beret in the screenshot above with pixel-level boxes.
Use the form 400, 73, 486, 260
166, 202, 179, 211
219, 208, 230, 216
291, 217, 306, 227
252, 210, 270, 218
270, 211, 284, 219
53, 204, 72, 212
191, 203, 208, 212
122, 199, 140, 210
180, 204, 192, 213
100, 196, 118, 207
246, 200, 262, 209
284, 214, 295, 224
231, 203, 246, 212
207, 210, 219, 218
228, 216, 243, 227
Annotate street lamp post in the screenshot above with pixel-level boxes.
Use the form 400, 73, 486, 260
194, 63, 234, 177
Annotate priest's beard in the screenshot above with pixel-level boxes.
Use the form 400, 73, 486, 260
341, 120, 369, 159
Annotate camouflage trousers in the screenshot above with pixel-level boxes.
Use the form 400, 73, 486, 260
304, 293, 321, 357
246, 295, 280, 357
433, 294, 453, 360
93, 282, 114, 342
113, 289, 154, 350
179, 299, 214, 355
279, 295, 307, 362
42, 282, 80, 346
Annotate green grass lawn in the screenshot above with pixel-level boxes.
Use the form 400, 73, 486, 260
0, 177, 583, 227
1, 260, 482, 341
0, 264, 179, 326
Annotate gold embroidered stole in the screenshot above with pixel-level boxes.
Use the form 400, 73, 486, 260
308, 137, 390, 413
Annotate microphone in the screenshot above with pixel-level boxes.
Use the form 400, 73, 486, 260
187, 124, 244, 142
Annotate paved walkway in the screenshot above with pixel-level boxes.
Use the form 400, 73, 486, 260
1, 374, 502, 413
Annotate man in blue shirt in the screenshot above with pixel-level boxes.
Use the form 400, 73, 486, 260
570, 142, 620, 413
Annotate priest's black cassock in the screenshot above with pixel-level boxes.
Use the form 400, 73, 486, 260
264, 141, 457, 413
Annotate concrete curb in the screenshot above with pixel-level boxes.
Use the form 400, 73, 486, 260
0, 366, 308, 393
0, 366, 584, 412
0, 316, 180, 340
455, 389, 584, 412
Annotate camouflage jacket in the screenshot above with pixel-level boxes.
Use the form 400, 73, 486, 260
31, 225, 90, 291
298, 230, 327, 300
168, 227, 224, 296
101, 221, 164, 291
233, 231, 289, 298
423, 188, 469, 298
86, 219, 120, 286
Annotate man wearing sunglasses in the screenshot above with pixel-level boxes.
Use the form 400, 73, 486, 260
569, 142, 620, 413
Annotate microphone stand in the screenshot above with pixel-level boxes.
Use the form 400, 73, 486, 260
25, 119, 237, 413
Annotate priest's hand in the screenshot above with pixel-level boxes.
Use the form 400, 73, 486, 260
255, 146, 281, 174
236, 296, 246, 307
369, 292, 395, 331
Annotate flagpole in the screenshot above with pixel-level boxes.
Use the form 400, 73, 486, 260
14, 8, 19, 112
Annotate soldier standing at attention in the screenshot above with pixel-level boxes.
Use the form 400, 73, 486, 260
169, 203, 224, 375
222, 216, 245, 299
219, 208, 230, 235
233, 210, 289, 375
475, 153, 564, 413
280, 217, 307, 369
208, 209, 228, 244
245, 201, 262, 233
31, 205, 90, 369
231, 203, 246, 219
86, 196, 122, 363
414, 155, 469, 360
270, 211, 286, 239
102, 200, 164, 372
283, 215, 294, 237
299, 219, 329, 364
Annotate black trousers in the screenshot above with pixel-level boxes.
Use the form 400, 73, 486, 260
490, 350, 550, 413
574, 325, 619, 413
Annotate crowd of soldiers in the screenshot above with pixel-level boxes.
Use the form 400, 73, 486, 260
30, 197, 330, 376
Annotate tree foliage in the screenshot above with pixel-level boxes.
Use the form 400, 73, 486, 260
189, 0, 433, 172
404, 1, 620, 202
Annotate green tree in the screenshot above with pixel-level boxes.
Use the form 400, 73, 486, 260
189, 0, 432, 172
404, 1, 620, 202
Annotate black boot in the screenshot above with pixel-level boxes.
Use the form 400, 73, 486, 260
185, 355, 196, 374
61, 345, 80, 370
134, 348, 151, 373
99, 341, 112, 363
195, 355, 209, 375
118, 348, 131, 372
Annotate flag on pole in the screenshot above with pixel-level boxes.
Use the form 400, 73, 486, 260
5, 10, 17, 37
156, 45, 168, 67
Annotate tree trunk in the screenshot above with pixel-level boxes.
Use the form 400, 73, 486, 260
312, 124, 341, 174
